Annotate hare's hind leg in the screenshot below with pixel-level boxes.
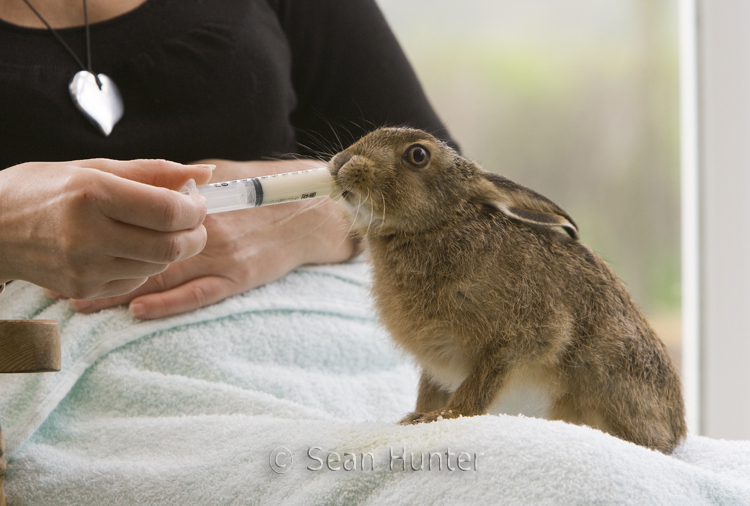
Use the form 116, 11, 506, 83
549, 392, 611, 435
557, 362, 686, 453
601, 377, 686, 454
600, 337, 686, 454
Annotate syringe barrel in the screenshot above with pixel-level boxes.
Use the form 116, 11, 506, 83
181, 179, 255, 214
255, 167, 334, 206
198, 179, 257, 214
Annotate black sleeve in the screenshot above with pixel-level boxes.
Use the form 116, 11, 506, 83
268, 0, 458, 155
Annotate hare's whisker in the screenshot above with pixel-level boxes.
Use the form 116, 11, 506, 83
364, 189, 375, 238
381, 192, 387, 226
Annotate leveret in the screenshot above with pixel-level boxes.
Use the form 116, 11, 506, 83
329, 127, 686, 454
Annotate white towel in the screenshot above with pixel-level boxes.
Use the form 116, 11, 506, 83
1, 263, 749, 505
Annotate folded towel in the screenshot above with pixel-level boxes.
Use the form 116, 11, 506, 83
1, 263, 749, 505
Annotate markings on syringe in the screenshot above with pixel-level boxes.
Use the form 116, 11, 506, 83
265, 193, 317, 205
263, 169, 316, 177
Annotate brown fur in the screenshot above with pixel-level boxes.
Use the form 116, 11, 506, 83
329, 127, 686, 454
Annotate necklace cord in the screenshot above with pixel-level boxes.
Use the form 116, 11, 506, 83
21, 0, 102, 88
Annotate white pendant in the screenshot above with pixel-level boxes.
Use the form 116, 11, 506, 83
68, 70, 124, 137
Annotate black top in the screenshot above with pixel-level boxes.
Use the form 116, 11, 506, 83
0, 0, 453, 169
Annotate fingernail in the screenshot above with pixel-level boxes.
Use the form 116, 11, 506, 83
70, 300, 93, 311
194, 164, 216, 171
129, 302, 146, 318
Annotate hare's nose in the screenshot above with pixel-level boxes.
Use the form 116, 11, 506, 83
330, 151, 353, 177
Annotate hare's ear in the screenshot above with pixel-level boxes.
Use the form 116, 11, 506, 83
477, 172, 579, 240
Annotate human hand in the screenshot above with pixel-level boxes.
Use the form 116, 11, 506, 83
63, 159, 358, 319
0, 159, 213, 299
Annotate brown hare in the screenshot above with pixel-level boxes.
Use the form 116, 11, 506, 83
329, 127, 686, 454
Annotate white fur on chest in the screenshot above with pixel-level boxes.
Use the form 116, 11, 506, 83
488, 364, 557, 419
415, 337, 473, 393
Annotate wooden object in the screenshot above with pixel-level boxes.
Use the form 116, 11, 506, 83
0, 320, 61, 373
0, 319, 61, 506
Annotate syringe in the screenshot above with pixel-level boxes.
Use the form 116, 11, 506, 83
180, 167, 335, 214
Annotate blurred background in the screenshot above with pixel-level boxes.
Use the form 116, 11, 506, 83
375, 0, 682, 366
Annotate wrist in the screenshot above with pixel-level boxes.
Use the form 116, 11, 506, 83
0, 187, 27, 287
0, 173, 15, 286
298, 197, 363, 265
0, 261, 12, 287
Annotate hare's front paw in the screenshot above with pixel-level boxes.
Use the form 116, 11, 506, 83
398, 409, 458, 425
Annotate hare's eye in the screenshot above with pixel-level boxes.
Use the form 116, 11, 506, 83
404, 144, 430, 168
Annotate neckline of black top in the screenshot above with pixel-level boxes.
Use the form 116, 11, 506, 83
0, 0, 154, 33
